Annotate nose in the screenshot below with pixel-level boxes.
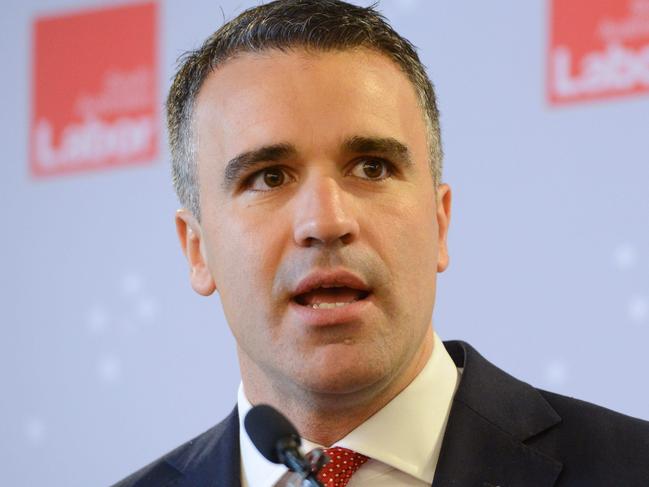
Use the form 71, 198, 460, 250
293, 175, 360, 248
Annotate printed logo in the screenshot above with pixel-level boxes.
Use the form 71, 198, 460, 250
31, 2, 158, 177
548, 0, 649, 105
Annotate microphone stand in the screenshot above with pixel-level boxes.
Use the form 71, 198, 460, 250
273, 447, 329, 487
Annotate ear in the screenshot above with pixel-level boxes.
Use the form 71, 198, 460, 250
436, 183, 452, 273
175, 209, 217, 296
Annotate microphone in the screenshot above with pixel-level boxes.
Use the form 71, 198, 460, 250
244, 404, 327, 487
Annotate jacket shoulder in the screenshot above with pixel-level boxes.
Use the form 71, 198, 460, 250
110, 410, 238, 487
442, 340, 649, 486
539, 389, 649, 443
534, 390, 649, 484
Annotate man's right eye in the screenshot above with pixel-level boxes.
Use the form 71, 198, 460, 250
246, 166, 290, 192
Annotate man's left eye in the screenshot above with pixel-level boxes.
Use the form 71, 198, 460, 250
350, 159, 393, 180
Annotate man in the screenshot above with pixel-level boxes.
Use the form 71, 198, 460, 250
113, 1, 649, 486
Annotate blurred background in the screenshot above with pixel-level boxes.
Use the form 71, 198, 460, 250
1, 0, 648, 485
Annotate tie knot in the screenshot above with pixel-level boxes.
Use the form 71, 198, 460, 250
316, 447, 368, 487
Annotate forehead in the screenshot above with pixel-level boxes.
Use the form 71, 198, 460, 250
193, 48, 428, 172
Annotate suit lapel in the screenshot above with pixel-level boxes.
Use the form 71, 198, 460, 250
162, 407, 241, 487
433, 341, 563, 487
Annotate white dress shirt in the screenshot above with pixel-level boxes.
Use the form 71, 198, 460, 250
238, 332, 460, 486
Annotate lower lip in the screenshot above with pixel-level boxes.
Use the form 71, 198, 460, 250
288, 295, 373, 326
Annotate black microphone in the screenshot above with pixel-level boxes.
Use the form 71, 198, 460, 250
244, 404, 326, 487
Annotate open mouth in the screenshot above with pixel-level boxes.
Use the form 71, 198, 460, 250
292, 285, 371, 309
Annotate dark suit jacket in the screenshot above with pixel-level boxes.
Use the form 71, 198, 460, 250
112, 341, 649, 486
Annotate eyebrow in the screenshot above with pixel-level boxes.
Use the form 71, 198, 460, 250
221, 135, 413, 191
342, 136, 413, 167
222, 143, 297, 190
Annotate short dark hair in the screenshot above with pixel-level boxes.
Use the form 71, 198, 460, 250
167, 0, 442, 220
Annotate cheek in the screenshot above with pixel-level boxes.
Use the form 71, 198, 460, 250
370, 196, 439, 307
207, 212, 287, 317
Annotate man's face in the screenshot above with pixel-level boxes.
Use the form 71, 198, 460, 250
179, 48, 450, 399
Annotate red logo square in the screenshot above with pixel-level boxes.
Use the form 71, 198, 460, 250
548, 0, 649, 105
31, 1, 159, 177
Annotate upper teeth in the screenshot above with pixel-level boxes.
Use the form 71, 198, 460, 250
312, 302, 355, 309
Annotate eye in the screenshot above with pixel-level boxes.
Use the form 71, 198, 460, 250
246, 166, 291, 192
350, 158, 393, 180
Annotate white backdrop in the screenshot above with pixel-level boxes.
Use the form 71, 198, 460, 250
1, 1, 648, 486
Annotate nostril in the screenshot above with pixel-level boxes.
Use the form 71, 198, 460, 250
340, 232, 355, 245
293, 205, 360, 247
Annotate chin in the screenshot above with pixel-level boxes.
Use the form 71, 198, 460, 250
297, 347, 392, 396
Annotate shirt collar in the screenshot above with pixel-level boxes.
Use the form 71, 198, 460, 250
238, 332, 459, 486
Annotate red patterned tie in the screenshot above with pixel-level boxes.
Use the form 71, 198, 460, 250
316, 446, 369, 487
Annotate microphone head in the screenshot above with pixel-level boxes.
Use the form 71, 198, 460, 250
244, 404, 301, 464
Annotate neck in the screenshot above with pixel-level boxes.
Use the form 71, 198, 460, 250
239, 328, 434, 446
